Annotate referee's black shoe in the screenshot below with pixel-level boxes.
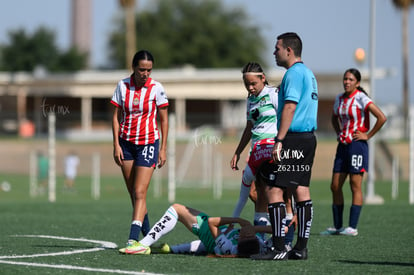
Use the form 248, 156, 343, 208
287, 247, 308, 260
250, 248, 288, 261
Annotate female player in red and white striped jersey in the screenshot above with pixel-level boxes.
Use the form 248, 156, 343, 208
111, 50, 169, 252
321, 68, 386, 237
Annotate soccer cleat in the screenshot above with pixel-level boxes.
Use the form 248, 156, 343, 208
339, 227, 358, 236
250, 247, 288, 261
119, 239, 137, 254
320, 227, 343, 235
288, 248, 308, 260
119, 240, 151, 255
151, 243, 171, 254
125, 242, 151, 255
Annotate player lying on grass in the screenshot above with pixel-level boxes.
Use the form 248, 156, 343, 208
118, 203, 272, 257
151, 152, 298, 256
149, 182, 297, 256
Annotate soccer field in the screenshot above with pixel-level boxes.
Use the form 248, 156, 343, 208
0, 174, 413, 274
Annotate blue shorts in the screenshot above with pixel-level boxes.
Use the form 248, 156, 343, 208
119, 138, 159, 168
333, 140, 368, 174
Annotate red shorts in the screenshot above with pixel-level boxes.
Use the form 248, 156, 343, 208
247, 138, 275, 176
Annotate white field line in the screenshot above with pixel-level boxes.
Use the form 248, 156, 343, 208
0, 235, 115, 259
0, 235, 163, 275
0, 260, 162, 275
17, 234, 118, 248
0, 247, 105, 259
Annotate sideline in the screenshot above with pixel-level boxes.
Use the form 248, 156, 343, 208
0, 235, 163, 275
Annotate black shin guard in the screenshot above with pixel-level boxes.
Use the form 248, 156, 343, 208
268, 202, 286, 251
295, 200, 313, 250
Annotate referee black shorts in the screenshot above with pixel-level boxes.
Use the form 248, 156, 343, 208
259, 132, 317, 189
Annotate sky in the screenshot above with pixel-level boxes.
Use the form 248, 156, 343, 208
0, 0, 413, 106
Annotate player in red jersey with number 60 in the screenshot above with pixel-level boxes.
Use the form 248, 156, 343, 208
320, 68, 386, 237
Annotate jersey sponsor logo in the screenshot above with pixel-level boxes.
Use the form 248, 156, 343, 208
259, 97, 267, 107
251, 147, 272, 161
252, 125, 265, 130
133, 97, 139, 106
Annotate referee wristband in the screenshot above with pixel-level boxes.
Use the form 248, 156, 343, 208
274, 137, 283, 143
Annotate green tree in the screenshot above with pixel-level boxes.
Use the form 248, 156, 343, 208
55, 47, 88, 72
0, 27, 87, 72
108, 0, 266, 69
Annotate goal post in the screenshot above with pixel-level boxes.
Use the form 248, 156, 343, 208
409, 108, 414, 204
167, 119, 224, 200
91, 152, 101, 200
168, 113, 176, 203
48, 112, 56, 203
29, 150, 38, 197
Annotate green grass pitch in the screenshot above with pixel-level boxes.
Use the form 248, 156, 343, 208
0, 173, 413, 274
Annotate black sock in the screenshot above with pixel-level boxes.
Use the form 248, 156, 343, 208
141, 213, 150, 237
295, 200, 313, 251
332, 204, 344, 229
268, 202, 286, 251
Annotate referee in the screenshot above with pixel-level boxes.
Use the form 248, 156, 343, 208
252, 32, 318, 261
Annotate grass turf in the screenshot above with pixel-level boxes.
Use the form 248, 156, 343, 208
0, 173, 413, 274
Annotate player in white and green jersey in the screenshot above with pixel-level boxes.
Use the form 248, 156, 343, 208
247, 85, 279, 144
230, 62, 278, 225
119, 203, 271, 257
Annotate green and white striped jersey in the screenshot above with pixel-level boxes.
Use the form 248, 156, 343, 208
246, 85, 279, 144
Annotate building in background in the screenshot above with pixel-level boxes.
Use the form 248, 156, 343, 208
0, 68, 379, 139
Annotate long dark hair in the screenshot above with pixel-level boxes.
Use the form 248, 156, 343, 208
237, 238, 260, 258
344, 68, 368, 95
132, 50, 154, 67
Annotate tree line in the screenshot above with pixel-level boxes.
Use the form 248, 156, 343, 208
0, 0, 266, 72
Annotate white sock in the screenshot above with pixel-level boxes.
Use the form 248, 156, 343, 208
189, 240, 205, 253
232, 166, 255, 217
232, 183, 251, 217
139, 206, 178, 247
286, 213, 293, 220
132, 220, 142, 226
